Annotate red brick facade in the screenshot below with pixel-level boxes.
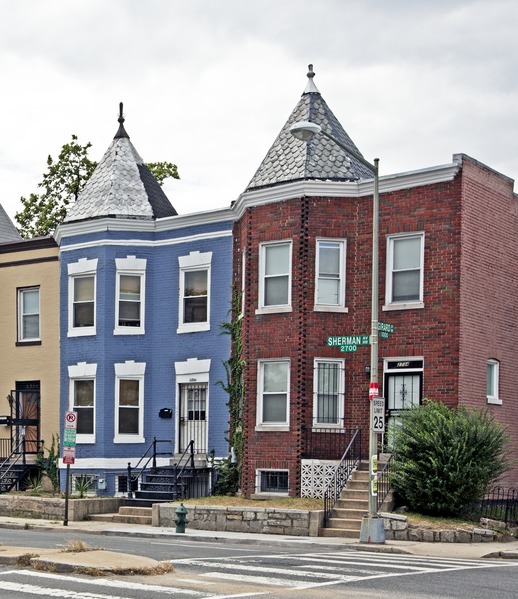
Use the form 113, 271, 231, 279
233, 155, 518, 497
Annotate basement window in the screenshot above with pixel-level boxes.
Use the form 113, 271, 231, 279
257, 470, 289, 494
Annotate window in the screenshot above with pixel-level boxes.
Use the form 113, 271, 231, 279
114, 256, 146, 335
385, 233, 424, 309
314, 360, 345, 426
487, 359, 501, 404
18, 287, 40, 342
257, 470, 289, 494
257, 360, 290, 429
257, 241, 292, 312
178, 252, 212, 333
315, 239, 346, 311
114, 361, 146, 443
68, 362, 97, 443
68, 258, 98, 336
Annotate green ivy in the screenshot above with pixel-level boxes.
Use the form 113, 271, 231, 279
216, 285, 245, 494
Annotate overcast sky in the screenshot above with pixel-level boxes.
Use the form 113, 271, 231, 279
1, 0, 517, 223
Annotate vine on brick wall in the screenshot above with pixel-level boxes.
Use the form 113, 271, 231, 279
215, 285, 245, 494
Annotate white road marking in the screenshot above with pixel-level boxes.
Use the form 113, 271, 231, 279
0, 581, 128, 598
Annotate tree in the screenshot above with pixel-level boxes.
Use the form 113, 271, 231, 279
390, 400, 511, 517
15, 135, 180, 239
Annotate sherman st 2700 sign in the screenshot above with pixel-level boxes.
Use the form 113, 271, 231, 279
327, 335, 370, 353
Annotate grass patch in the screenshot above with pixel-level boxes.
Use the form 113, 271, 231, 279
60, 539, 101, 553
406, 513, 477, 530
178, 495, 323, 510
16, 553, 39, 567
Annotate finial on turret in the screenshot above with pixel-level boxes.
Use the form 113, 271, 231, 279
304, 64, 319, 94
114, 102, 129, 139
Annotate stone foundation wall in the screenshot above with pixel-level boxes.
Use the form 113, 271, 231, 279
381, 512, 497, 542
0, 496, 122, 521
154, 504, 324, 536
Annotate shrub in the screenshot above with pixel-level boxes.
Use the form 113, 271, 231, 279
391, 400, 511, 517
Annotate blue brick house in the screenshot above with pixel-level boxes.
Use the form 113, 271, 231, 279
55, 107, 233, 496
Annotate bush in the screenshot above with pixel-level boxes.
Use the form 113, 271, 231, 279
391, 400, 511, 517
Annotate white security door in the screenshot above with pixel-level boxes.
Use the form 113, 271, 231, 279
179, 383, 208, 454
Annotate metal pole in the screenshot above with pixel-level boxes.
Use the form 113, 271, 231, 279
63, 464, 70, 526
368, 158, 380, 517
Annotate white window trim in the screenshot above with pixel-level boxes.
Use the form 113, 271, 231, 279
18, 287, 40, 342
487, 359, 501, 405
314, 238, 347, 312
67, 258, 98, 337
114, 360, 146, 444
255, 469, 289, 496
68, 362, 97, 444
256, 359, 290, 431
177, 251, 212, 334
114, 256, 147, 335
313, 358, 345, 428
383, 232, 425, 311
256, 240, 293, 314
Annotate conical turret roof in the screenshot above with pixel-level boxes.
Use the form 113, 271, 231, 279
246, 65, 374, 191
0, 203, 21, 242
65, 104, 177, 223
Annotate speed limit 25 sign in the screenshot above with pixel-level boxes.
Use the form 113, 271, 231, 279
372, 397, 385, 433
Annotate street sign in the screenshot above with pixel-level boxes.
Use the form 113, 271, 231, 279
62, 446, 76, 465
372, 397, 385, 433
64, 411, 78, 429
378, 321, 394, 339
63, 428, 76, 447
327, 335, 370, 347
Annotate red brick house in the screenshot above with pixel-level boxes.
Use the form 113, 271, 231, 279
232, 66, 518, 498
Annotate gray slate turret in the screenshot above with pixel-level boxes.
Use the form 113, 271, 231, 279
0, 204, 21, 242
65, 104, 177, 222
246, 65, 374, 191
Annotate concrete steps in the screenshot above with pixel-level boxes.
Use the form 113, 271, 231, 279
89, 506, 152, 525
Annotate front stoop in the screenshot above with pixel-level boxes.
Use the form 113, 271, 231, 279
89, 506, 152, 525
320, 461, 369, 539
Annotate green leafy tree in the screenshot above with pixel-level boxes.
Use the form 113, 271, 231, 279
15, 135, 180, 239
391, 400, 511, 517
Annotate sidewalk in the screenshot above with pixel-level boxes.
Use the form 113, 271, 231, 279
1, 515, 518, 574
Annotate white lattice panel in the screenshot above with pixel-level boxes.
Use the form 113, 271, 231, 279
301, 459, 340, 498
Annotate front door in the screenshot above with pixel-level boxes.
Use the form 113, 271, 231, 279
179, 383, 207, 454
10, 382, 40, 454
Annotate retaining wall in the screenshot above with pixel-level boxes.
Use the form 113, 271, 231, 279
153, 504, 324, 536
0, 495, 123, 521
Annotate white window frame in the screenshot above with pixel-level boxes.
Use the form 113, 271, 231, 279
178, 251, 212, 334
256, 240, 292, 314
114, 361, 146, 444
313, 359, 345, 428
487, 359, 501, 405
314, 238, 347, 312
68, 258, 98, 337
256, 359, 290, 431
255, 469, 289, 496
384, 232, 424, 311
114, 256, 146, 335
18, 287, 40, 342
68, 362, 97, 444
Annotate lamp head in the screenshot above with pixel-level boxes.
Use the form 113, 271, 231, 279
290, 121, 322, 142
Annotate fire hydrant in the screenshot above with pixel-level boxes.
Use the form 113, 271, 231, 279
175, 503, 189, 533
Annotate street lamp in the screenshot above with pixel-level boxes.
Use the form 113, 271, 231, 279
290, 121, 385, 543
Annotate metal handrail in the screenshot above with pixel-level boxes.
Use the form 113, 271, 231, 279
323, 428, 362, 526
126, 437, 174, 498
376, 455, 393, 512
0, 436, 44, 491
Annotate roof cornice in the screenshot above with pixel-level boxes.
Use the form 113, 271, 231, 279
55, 207, 234, 244
233, 161, 460, 218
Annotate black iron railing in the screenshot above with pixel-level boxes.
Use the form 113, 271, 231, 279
470, 487, 518, 528
376, 455, 393, 512
302, 424, 360, 461
126, 437, 174, 498
323, 428, 362, 525
0, 436, 43, 493
0, 439, 12, 460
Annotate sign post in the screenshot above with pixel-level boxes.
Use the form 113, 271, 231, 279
63, 411, 77, 527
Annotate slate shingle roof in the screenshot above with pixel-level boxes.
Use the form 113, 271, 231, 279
246, 65, 374, 192
0, 203, 21, 242
65, 105, 177, 223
